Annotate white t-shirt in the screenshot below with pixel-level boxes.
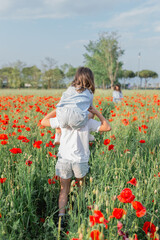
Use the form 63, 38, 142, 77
50, 118, 101, 163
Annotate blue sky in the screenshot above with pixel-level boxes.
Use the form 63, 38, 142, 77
0, 0, 160, 80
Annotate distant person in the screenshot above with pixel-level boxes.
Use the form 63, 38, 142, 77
113, 83, 123, 103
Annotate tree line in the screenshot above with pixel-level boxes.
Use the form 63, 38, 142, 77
0, 32, 158, 89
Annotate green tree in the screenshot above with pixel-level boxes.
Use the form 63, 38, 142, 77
138, 70, 158, 88
66, 66, 77, 83
84, 32, 124, 89
43, 68, 65, 89
22, 66, 41, 88
122, 70, 135, 89
0, 67, 13, 88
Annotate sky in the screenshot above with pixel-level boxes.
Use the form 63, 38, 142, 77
0, 0, 160, 82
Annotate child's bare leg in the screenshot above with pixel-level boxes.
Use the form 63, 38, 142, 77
54, 128, 61, 145
88, 112, 94, 119
88, 113, 95, 141
58, 178, 71, 215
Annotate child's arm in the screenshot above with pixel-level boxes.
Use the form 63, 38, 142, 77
41, 109, 56, 127
88, 106, 111, 132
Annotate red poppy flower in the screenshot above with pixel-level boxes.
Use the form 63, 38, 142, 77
143, 221, 156, 238
25, 127, 31, 131
89, 210, 108, 229
0, 213, 2, 218
40, 218, 45, 223
131, 201, 146, 217
127, 178, 137, 186
25, 160, 32, 166
103, 139, 110, 145
33, 140, 43, 148
1, 140, 8, 145
9, 148, 22, 154
0, 178, 7, 183
141, 125, 148, 129
90, 230, 101, 240
48, 179, 56, 184
110, 208, 126, 219
139, 140, 145, 143
108, 144, 114, 151
117, 188, 135, 203
46, 141, 55, 148
122, 119, 129, 126
124, 149, 130, 153
134, 234, 138, 240
0, 134, 8, 140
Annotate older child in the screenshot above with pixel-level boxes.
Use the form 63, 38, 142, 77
41, 106, 111, 230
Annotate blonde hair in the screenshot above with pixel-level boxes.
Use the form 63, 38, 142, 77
71, 67, 95, 93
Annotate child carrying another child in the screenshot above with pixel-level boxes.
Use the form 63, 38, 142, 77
41, 67, 112, 230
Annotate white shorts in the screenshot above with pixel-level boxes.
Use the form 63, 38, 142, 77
55, 159, 89, 179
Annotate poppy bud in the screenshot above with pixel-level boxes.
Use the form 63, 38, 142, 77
90, 177, 93, 183
106, 208, 109, 214
144, 179, 147, 184
93, 189, 96, 194
106, 200, 109, 206
154, 190, 157, 194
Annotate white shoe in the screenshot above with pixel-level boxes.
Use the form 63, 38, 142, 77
89, 134, 95, 141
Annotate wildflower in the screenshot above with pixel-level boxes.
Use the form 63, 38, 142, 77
131, 201, 146, 217
33, 140, 43, 148
89, 210, 108, 229
139, 140, 145, 143
40, 218, 45, 223
124, 149, 130, 153
108, 144, 114, 151
141, 124, 148, 129
0, 213, 2, 218
143, 221, 156, 238
1, 140, 8, 145
25, 127, 31, 131
9, 148, 22, 154
0, 178, 7, 183
117, 188, 135, 203
122, 119, 129, 126
0, 134, 8, 140
103, 139, 110, 145
48, 179, 55, 184
25, 160, 32, 166
134, 234, 138, 240
127, 178, 137, 186
90, 230, 101, 240
110, 208, 126, 219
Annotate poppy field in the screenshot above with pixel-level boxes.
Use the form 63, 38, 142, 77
0, 89, 160, 240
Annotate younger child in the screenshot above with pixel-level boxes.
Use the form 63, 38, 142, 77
53, 67, 95, 144
112, 83, 123, 103
41, 106, 111, 230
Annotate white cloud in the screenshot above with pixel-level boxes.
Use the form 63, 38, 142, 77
91, 0, 160, 30
0, 0, 132, 19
